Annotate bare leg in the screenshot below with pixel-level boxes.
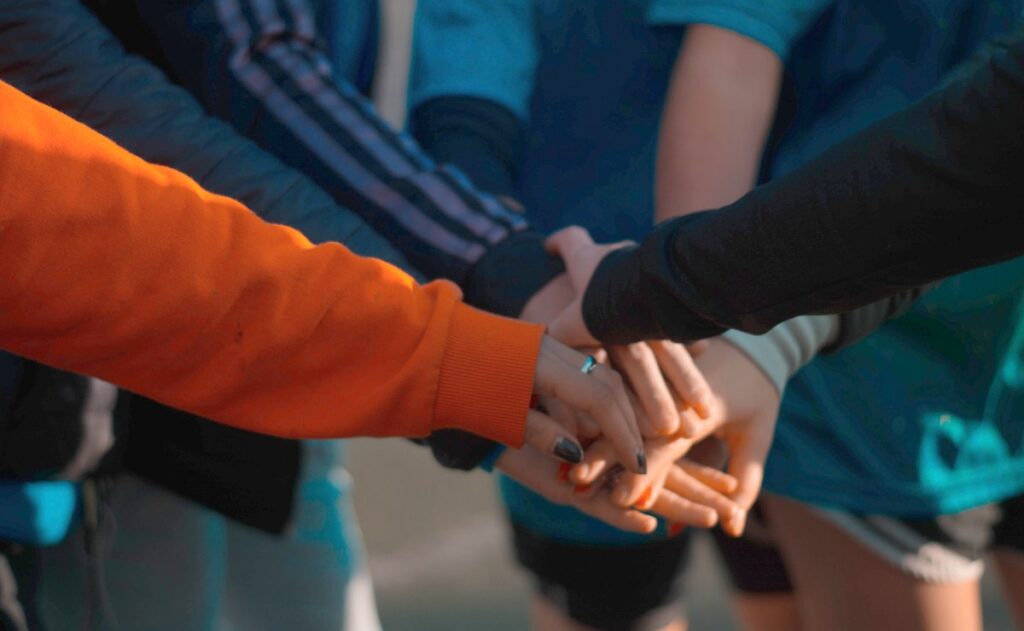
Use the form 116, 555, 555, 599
763, 495, 981, 631
730, 593, 800, 631
993, 549, 1024, 630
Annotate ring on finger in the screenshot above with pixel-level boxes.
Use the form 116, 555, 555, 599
580, 355, 598, 375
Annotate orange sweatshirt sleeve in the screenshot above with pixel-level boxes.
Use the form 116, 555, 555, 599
0, 80, 542, 446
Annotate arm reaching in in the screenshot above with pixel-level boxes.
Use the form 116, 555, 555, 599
0, 81, 647, 466
562, 28, 1024, 345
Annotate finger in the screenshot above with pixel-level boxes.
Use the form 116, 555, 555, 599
610, 436, 687, 507
537, 394, 580, 437
609, 344, 678, 436
540, 342, 645, 473
686, 340, 711, 356
677, 459, 738, 495
721, 421, 774, 538
649, 489, 718, 529
523, 409, 584, 464
664, 466, 740, 522
574, 413, 602, 442
544, 225, 595, 257
649, 340, 713, 425
569, 495, 659, 534
544, 226, 596, 288
569, 437, 617, 485
625, 389, 660, 443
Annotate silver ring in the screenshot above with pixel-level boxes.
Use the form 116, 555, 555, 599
580, 355, 598, 375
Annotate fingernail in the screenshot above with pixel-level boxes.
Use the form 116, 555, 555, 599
574, 464, 589, 481
553, 437, 583, 464
668, 523, 685, 538
636, 450, 648, 474
634, 487, 653, 509
574, 483, 592, 494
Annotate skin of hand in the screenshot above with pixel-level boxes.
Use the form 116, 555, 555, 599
529, 335, 646, 473
520, 267, 713, 465
541, 226, 617, 348
571, 338, 780, 537
532, 232, 716, 438
495, 444, 739, 535
569, 386, 741, 531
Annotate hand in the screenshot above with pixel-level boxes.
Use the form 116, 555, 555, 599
495, 445, 658, 534
671, 338, 780, 536
539, 229, 713, 436
568, 339, 779, 536
571, 433, 739, 529
607, 340, 711, 437
528, 336, 646, 473
542, 226, 627, 347
496, 444, 738, 535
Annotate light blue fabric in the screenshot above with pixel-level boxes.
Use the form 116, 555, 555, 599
646, 0, 831, 58
760, 0, 1024, 518
410, 0, 538, 119
0, 481, 77, 545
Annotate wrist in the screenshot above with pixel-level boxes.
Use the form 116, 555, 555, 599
433, 302, 543, 446
720, 315, 839, 394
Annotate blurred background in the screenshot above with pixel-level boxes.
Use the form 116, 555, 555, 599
353, 2, 1016, 629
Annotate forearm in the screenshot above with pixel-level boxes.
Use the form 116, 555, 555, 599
655, 24, 782, 221
585, 27, 1024, 343
0, 81, 541, 446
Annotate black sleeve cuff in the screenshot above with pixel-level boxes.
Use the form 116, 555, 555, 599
463, 231, 565, 318
410, 96, 523, 198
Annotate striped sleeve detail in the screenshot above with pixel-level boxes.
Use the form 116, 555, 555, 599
213, 0, 527, 281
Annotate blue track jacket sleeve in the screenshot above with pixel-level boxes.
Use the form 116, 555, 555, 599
132, 0, 530, 284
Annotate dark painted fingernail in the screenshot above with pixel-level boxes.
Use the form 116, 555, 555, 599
636, 450, 648, 474
553, 437, 583, 463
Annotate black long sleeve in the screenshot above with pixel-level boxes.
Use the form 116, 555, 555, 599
585, 27, 1024, 344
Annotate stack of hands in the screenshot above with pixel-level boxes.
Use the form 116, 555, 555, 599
511, 227, 780, 539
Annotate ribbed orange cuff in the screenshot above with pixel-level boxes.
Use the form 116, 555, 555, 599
433, 302, 544, 446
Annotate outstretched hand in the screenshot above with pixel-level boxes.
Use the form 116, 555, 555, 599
569, 338, 780, 537
542, 226, 624, 347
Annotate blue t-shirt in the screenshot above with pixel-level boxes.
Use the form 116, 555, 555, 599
411, 0, 1023, 543
414, 0, 828, 545
763, 0, 1024, 517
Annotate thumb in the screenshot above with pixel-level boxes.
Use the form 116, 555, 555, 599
721, 419, 773, 537
524, 408, 585, 465
545, 225, 595, 259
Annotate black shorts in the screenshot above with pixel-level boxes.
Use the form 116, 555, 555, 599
509, 495, 1024, 629
509, 502, 791, 631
